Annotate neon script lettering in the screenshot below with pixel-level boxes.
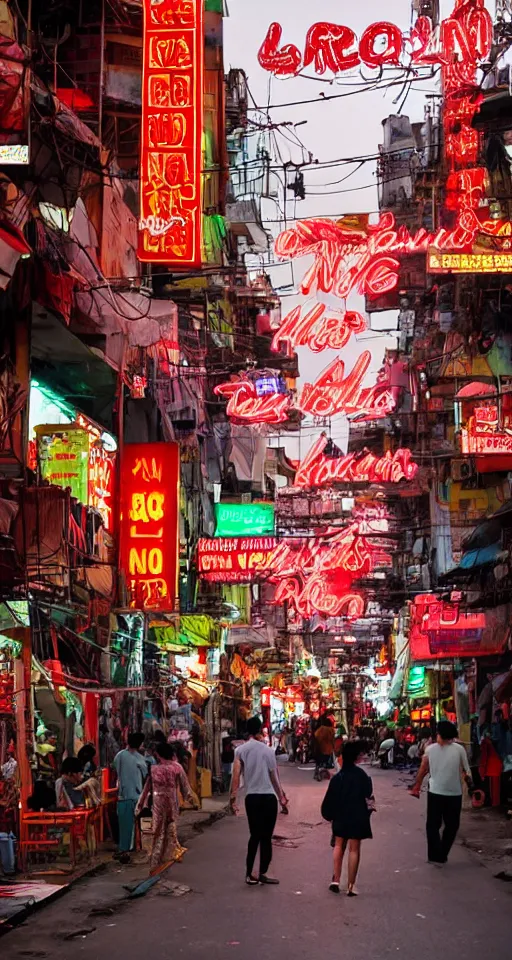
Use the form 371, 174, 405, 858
274, 207, 511, 302
215, 353, 395, 424
298, 352, 395, 419
293, 434, 419, 488
258, 3, 492, 78
265, 527, 392, 580
273, 575, 365, 620
271, 303, 366, 355
214, 379, 290, 424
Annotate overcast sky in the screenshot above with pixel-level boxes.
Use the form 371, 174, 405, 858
223, 1, 496, 454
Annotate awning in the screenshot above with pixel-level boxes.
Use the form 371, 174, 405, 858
31, 305, 118, 433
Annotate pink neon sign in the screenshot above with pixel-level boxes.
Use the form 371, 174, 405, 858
257, 3, 492, 78
273, 574, 365, 620
265, 526, 392, 580
274, 207, 511, 304
215, 352, 396, 424
271, 304, 366, 356
298, 352, 395, 419
214, 378, 290, 425
293, 434, 419, 488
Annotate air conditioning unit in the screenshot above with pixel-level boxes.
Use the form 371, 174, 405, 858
451, 458, 474, 482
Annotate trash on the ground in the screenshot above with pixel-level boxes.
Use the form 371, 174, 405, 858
416, 914, 426, 919
62, 927, 96, 940
157, 881, 192, 898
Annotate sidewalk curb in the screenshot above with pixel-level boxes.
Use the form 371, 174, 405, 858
0, 861, 108, 937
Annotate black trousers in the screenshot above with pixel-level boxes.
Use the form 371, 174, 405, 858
426, 792, 462, 863
245, 794, 278, 877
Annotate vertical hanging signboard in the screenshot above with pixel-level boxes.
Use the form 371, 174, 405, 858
120, 443, 180, 611
138, 0, 203, 266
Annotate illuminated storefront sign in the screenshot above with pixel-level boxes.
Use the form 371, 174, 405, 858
89, 447, 116, 531
120, 442, 180, 611
293, 434, 419, 488
197, 537, 278, 582
460, 407, 512, 455
428, 251, 512, 274
461, 430, 512, 455
36, 425, 90, 505
214, 502, 275, 538
258, 4, 492, 79
138, 0, 203, 266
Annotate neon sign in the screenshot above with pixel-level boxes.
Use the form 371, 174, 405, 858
273, 575, 365, 620
197, 537, 278, 583
264, 527, 392, 580
214, 502, 275, 538
271, 304, 366, 355
298, 352, 395, 419
461, 409, 512, 455
293, 434, 419, 488
257, 4, 492, 79
138, 0, 203, 266
274, 207, 511, 303
120, 442, 180, 610
89, 447, 115, 531
36, 425, 90, 505
214, 377, 290, 425
429, 251, 512, 274
216, 353, 395, 424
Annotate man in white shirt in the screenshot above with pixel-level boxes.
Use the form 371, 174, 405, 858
410, 720, 473, 863
230, 716, 288, 885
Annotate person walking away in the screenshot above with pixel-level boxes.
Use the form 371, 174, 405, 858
114, 733, 147, 863
221, 733, 235, 792
314, 717, 335, 780
321, 740, 374, 896
230, 716, 289, 886
136, 742, 197, 874
410, 720, 473, 864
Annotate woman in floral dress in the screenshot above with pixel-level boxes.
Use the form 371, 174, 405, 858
137, 742, 197, 874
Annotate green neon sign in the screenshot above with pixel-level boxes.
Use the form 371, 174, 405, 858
214, 502, 275, 537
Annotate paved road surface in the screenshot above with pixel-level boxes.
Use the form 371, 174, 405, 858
6, 765, 511, 960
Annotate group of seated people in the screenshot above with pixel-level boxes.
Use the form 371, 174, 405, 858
28, 743, 101, 812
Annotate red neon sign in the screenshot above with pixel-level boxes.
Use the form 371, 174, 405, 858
274, 207, 509, 303
138, 0, 203, 266
273, 575, 365, 620
293, 434, 419, 488
214, 378, 290, 425
298, 352, 395, 419
271, 304, 366, 356
410, 594, 507, 659
120, 442, 180, 611
215, 353, 395, 424
258, 4, 492, 78
265, 527, 392, 581
197, 537, 278, 583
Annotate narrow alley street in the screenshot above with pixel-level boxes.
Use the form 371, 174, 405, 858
5, 765, 511, 960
